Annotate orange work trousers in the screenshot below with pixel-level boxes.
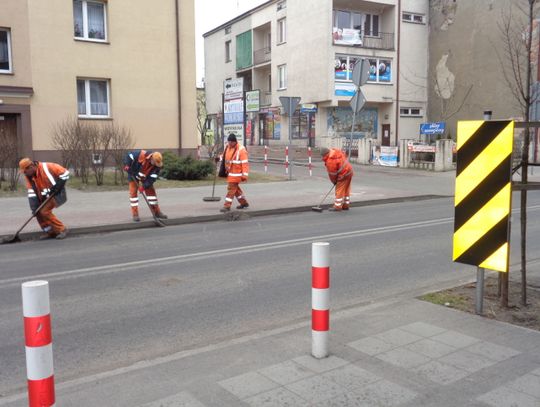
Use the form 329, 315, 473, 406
128, 181, 161, 216
36, 198, 66, 236
334, 174, 353, 210
224, 182, 248, 208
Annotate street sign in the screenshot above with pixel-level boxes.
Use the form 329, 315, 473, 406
301, 103, 318, 113
279, 96, 301, 116
349, 89, 366, 113
352, 58, 370, 87
224, 78, 244, 100
453, 120, 514, 272
420, 122, 446, 135
246, 90, 260, 112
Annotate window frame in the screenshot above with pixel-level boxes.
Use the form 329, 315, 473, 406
400, 107, 423, 117
0, 28, 13, 74
77, 78, 111, 119
364, 14, 380, 37
277, 64, 287, 90
73, 0, 108, 43
225, 40, 232, 63
277, 0, 287, 11
277, 18, 287, 44
402, 12, 426, 24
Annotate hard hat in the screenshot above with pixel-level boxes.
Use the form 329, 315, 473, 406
152, 152, 163, 167
19, 158, 34, 172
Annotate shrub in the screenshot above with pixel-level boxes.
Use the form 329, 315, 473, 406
161, 151, 213, 180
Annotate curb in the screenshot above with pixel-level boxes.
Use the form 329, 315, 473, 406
1, 194, 449, 243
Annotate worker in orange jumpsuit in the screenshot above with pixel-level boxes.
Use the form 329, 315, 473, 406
218, 133, 250, 212
19, 158, 70, 239
123, 150, 167, 222
321, 147, 354, 211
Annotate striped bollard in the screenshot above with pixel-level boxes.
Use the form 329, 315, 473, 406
312, 242, 330, 358
22, 281, 55, 407
308, 147, 313, 176
264, 145, 268, 174
285, 146, 289, 175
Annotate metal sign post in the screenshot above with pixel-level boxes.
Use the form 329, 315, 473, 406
279, 96, 301, 180
348, 59, 370, 158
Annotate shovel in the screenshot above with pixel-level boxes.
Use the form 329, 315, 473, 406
203, 162, 221, 202
311, 184, 336, 213
138, 184, 166, 227
2, 193, 57, 244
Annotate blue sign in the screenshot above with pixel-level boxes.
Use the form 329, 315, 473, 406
420, 122, 446, 135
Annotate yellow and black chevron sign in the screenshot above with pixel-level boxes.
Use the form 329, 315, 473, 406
453, 120, 514, 272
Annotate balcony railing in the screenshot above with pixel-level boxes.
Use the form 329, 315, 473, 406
332, 29, 394, 50
261, 91, 272, 106
253, 46, 271, 65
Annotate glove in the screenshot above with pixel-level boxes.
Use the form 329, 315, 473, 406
138, 185, 145, 193
50, 179, 66, 195
241, 176, 247, 182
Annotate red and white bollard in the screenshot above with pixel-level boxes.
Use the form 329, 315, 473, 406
264, 145, 268, 174
285, 146, 289, 175
308, 147, 313, 177
22, 280, 55, 407
312, 242, 330, 359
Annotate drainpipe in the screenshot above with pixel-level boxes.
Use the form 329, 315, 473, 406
175, 0, 183, 153
394, 0, 401, 146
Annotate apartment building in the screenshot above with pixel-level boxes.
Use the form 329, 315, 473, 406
203, 0, 429, 147
0, 0, 197, 161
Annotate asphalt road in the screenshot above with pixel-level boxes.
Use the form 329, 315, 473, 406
1, 193, 539, 397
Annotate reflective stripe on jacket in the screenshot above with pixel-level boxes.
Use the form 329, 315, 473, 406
25, 162, 70, 211
323, 148, 353, 184
124, 150, 160, 189
223, 144, 249, 183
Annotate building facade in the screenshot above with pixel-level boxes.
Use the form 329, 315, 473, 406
204, 0, 429, 148
0, 0, 197, 161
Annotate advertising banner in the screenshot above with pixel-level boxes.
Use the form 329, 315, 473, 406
332, 28, 362, 46
246, 90, 260, 112
372, 146, 398, 166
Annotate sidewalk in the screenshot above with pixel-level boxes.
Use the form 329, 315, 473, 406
0, 162, 455, 240
2, 293, 539, 406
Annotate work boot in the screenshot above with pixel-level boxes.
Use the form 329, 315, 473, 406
155, 211, 168, 219
132, 215, 140, 222
220, 207, 231, 213
55, 229, 68, 240
236, 203, 249, 209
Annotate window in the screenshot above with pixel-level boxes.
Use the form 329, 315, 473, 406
277, 18, 286, 44
368, 58, 391, 83
73, 0, 107, 41
334, 55, 359, 81
334, 10, 364, 31
277, 1, 286, 11
402, 12, 425, 24
278, 64, 287, 89
77, 79, 110, 117
400, 107, 422, 117
225, 40, 231, 63
225, 26, 232, 34
364, 14, 379, 36
0, 28, 12, 73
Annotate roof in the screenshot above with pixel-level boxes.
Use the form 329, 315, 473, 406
203, 0, 275, 38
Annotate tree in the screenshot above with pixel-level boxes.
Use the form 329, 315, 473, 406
196, 88, 208, 146
498, 0, 540, 306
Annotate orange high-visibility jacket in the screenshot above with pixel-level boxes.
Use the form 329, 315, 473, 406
223, 144, 249, 183
323, 148, 353, 184
25, 161, 70, 210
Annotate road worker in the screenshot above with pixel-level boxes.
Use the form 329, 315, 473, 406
321, 147, 354, 211
19, 158, 70, 239
123, 150, 168, 222
218, 133, 250, 212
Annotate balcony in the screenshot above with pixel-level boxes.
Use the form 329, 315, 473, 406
332, 29, 394, 51
261, 91, 272, 106
254, 46, 271, 66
